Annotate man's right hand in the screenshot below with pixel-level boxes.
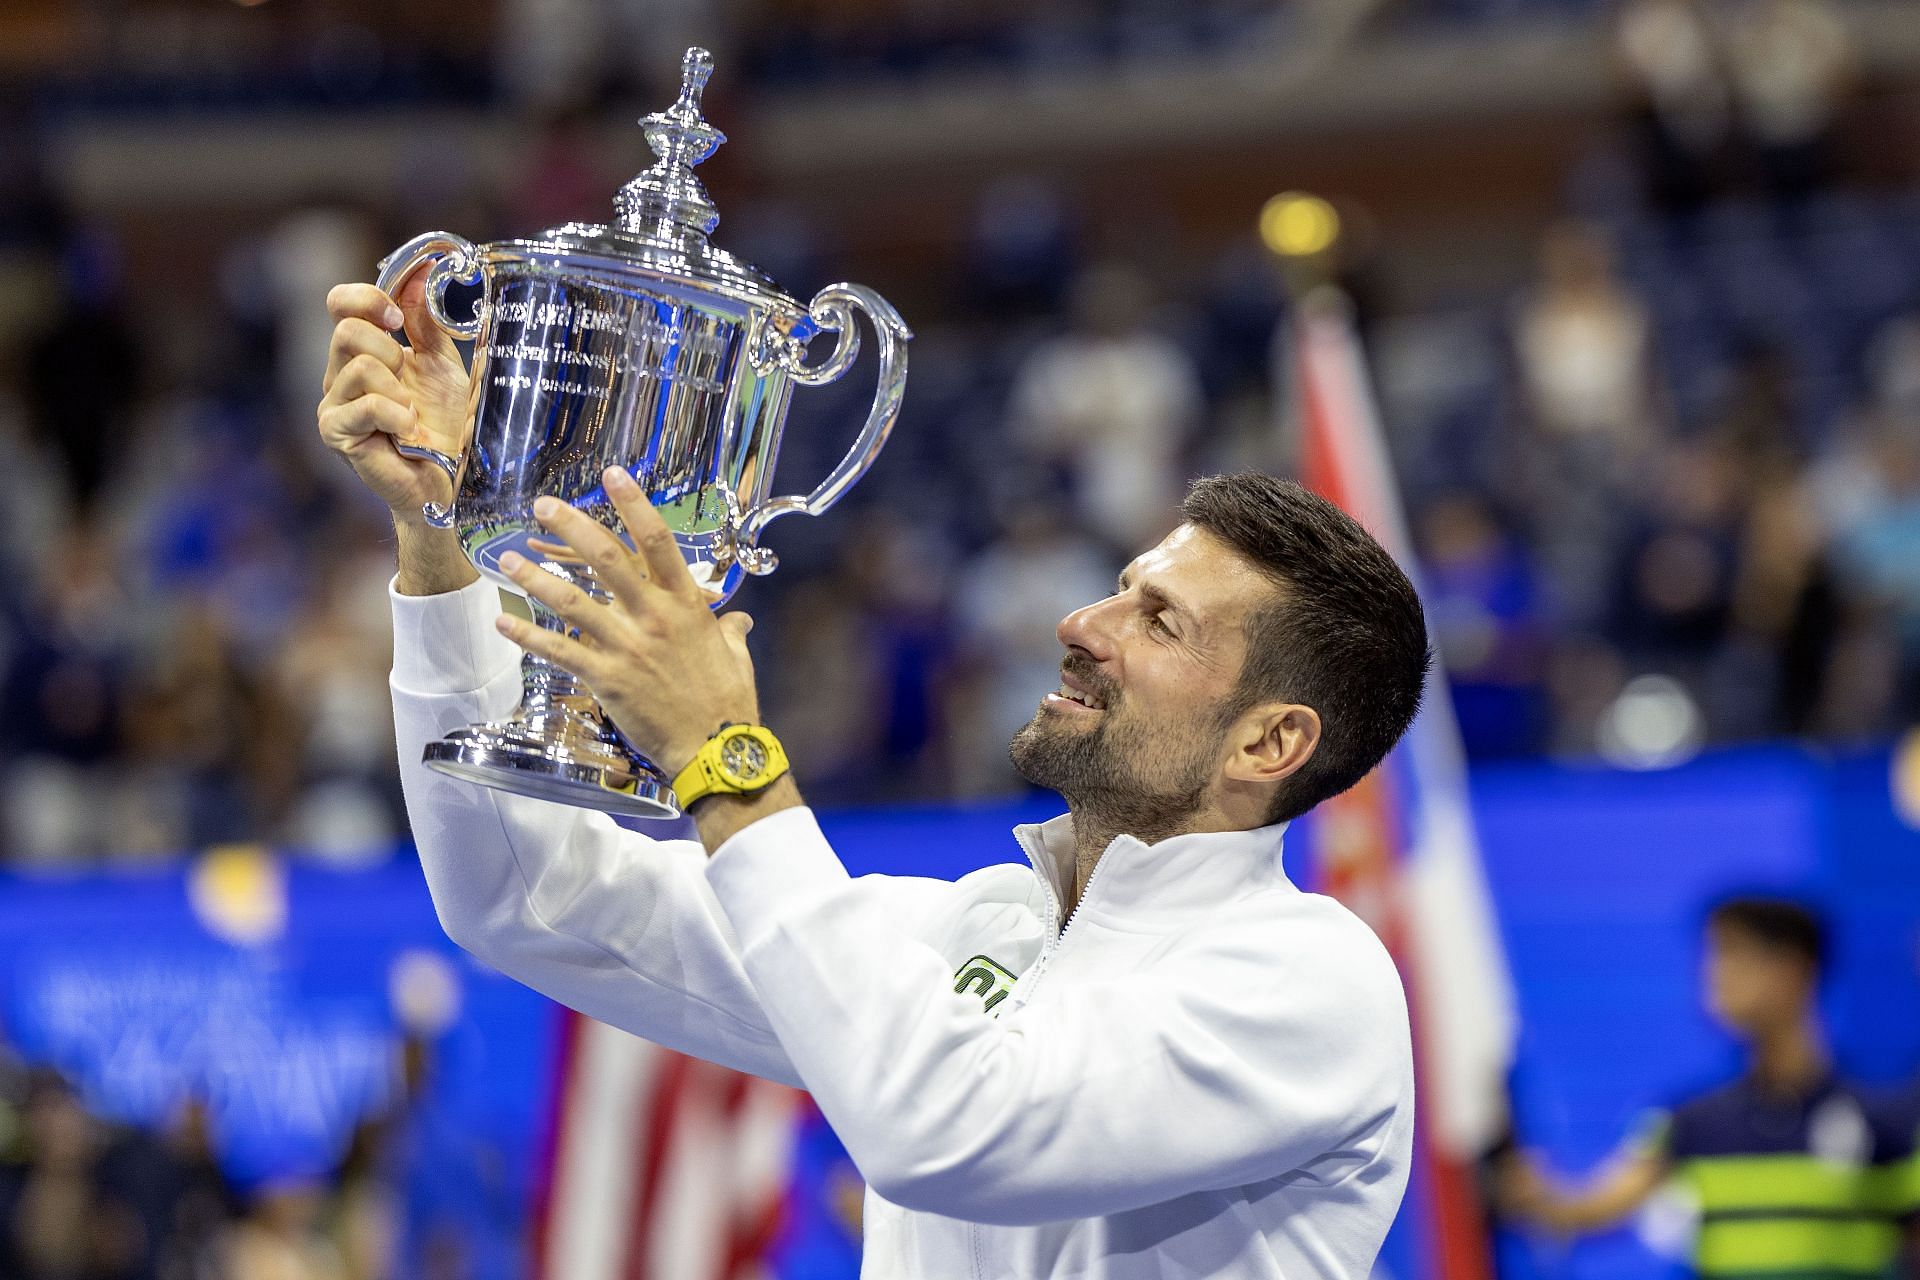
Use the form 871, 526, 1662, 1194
319, 275, 472, 523
319, 274, 479, 595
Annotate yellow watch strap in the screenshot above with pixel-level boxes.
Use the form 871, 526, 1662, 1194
671, 725, 788, 808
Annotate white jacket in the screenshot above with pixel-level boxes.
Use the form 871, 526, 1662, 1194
391, 577, 1416, 1279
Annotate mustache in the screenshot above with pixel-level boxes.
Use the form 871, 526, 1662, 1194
1060, 654, 1119, 706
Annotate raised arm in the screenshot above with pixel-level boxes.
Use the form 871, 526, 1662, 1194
389, 576, 804, 1084
321, 277, 807, 1083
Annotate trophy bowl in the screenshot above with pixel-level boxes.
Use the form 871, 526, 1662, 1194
379, 47, 910, 819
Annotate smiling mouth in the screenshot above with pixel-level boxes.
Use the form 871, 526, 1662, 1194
1045, 672, 1109, 714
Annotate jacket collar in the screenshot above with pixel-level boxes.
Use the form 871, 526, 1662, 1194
1012, 812, 1294, 926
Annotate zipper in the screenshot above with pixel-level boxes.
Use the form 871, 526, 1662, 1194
1009, 829, 1117, 1009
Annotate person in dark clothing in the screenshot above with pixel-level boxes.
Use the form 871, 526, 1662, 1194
1495, 897, 1912, 1278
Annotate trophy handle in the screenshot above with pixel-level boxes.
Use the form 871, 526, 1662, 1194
375, 231, 484, 529
733, 284, 911, 574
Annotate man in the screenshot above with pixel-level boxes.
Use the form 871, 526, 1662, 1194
1497, 897, 1914, 1279
318, 277, 1429, 1277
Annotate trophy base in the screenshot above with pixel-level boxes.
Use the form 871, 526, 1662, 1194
422, 725, 680, 820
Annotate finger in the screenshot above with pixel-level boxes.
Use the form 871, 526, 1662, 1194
494, 612, 601, 680
497, 553, 625, 646
602, 467, 699, 597
321, 353, 411, 414
717, 610, 755, 663
531, 497, 650, 603
393, 270, 464, 366
525, 535, 584, 562
327, 283, 404, 331
318, 395, 418, 453
325, 317, 405, 389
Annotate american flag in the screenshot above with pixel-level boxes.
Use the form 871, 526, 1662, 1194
531, 1011, 804, 1280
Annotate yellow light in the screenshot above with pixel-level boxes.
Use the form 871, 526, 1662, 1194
1892, 726, 1920, 829
188, 844, 288, 948
1260, 192, 1340, 258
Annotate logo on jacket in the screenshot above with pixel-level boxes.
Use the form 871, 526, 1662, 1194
953, 955, 1018, 1016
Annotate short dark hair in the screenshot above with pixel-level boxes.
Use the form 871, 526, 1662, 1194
1707, 896, 1827, 976
1181, 473, 1430, 824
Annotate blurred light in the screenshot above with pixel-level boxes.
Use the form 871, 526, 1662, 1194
389, 949, 463, 1036
1260, 193, 1340, 259
1597, 674, 1705, 770
1635, 1181, 1701, 1260
232, 0, 271, 7
1889, 726, 1920, 830
187, 845, 288, 947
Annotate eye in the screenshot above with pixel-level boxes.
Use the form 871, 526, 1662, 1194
1148, 613, 1173, 636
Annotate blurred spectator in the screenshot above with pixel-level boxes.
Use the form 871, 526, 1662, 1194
93, 1097, 238, 1280
961, 178, 1078, 321
1008, 263, 1201, 551
22, 236, 140, 517
0, 526, 135, 863
494, 0, 719, 110
761, 511, 956, 803
0, 1072, 144, 1279
1614, 0, 1731, 214
1514, 221, 1655, 445
337, 1033, 515, 1280
1607, 438, 1747, 703
1495, 898, 1915, 1276
122, 603, 300, 854
273, 524, 406, 861
1825, 434, 1920, 726
265, 207, 377, 458
947, 503, 1116, 797
1724, 0, 1853, 203
218, 1181, 347, 1280
1415, 493, 1548, 757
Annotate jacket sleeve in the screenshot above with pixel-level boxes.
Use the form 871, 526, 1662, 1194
704, 806, 1413, 1226
390, 577, 808, 1083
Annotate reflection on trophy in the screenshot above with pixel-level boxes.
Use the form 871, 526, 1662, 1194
376, 47, 911, 819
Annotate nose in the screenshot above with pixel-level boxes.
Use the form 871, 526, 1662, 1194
1056, 596, 1117, 663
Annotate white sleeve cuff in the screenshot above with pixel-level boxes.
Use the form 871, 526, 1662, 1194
389, 574, 523, 696
704, 805, 851, 951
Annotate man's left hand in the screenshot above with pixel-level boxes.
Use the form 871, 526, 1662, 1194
493, 466, 760, 777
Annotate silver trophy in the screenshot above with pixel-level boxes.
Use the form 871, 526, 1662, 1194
378, 47, 909, 819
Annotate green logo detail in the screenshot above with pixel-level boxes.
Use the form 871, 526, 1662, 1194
953, 955, 1019, 1015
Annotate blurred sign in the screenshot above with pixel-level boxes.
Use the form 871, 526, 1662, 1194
0, 853, 551, 1189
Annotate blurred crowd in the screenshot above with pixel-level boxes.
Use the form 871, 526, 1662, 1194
0, 0, 1916, 862
0, 1032, 514, 1280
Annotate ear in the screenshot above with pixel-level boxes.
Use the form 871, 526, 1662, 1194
1222, 702, 1321, 788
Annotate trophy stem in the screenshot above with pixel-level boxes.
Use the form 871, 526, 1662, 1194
417, 589, 678, 818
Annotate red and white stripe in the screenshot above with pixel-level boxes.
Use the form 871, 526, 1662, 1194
534, 1012, 802, 1280
1289, 285, 1518, 1279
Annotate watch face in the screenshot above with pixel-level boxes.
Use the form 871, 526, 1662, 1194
718, 731, 770, 783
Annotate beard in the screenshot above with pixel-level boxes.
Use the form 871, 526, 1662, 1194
1008, 660, 1227, 843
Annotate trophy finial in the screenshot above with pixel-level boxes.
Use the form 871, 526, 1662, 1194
678, 47, 714, 110
616, 46, 728, 237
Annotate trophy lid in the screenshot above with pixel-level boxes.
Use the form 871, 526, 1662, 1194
617, 46, 725, 237
505, 47, 795, 307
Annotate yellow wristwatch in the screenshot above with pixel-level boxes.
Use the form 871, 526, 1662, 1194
671, 723, 790, 808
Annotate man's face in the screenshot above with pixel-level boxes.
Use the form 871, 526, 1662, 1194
1704, 924, 1814, 1036
1009, 524, 1277, 834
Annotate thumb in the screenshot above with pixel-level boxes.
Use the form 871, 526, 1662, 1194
393, 270, 464, 364
717, 611, 755, 651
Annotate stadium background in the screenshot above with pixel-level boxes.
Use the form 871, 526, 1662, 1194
0, 0, 1918, 1276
